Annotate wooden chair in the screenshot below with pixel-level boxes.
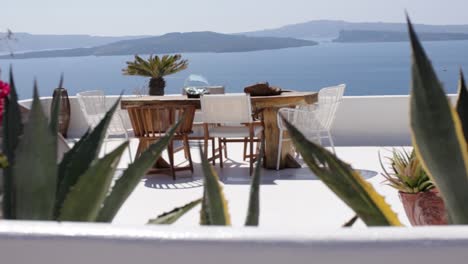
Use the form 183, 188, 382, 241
200, 94, 263, 174
127, 104, 196, 180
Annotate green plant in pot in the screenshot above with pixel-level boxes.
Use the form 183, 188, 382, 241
380, 148, 446, 225
123, 54, 188, 96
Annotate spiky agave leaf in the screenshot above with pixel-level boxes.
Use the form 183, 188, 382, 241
13, 84, 57, 220
148, 198, 202, 225
58, 143, 128, 222
283, 117, 402, 226
96, 119, 183, 222
49, 85, 61, 134
199, 146, 231, 226
2, 68, 23, 218
456, 70, 468, 141
54, 98, 121, 217
408, 17, 468, 224
245, 141, 263, 226
343, 215, 359, 227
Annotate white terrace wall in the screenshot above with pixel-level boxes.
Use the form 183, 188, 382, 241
20, 96, 133, 138
20, 94, 458, 146
1, 221, 468, 264
333, 96, 416, 146
327, 94, 457, 146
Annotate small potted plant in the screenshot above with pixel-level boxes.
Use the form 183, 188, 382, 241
184, 86, 207, 98
380, 148, 447, 225
123, 54, 188, 96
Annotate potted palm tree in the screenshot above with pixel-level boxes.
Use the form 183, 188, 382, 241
123, 54, 188, 96
379, 148, 447, 225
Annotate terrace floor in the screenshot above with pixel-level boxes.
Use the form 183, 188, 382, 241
106, 139, 411, 228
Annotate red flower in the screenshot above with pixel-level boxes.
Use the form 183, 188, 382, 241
0, 80, 11, 123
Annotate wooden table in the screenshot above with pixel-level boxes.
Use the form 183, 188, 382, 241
121, 92, 318, 169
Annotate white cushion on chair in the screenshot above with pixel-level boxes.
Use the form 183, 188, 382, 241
201, 94, 253, 124
208, 126, 263, 138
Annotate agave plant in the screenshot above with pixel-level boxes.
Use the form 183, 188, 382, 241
281, 17, 468, 226
148, 143, 264, 226
1, 70, 180, 221
379, 148, 434, 193
407, 17, 468, 224
123, 54, 188, 96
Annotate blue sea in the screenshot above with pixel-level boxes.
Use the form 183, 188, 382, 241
1, 40, 468, 99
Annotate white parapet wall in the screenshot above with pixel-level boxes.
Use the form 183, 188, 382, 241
332, 94, 458, 146
333, 95, 413, 146
11, 94, 468, 262
1, 221, 468, 264
20, 94, 458, 146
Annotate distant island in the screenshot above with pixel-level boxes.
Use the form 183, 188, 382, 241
333, 30, 468, 43
1, 32, 317, 59
0, 32, 147, 52
4, 20, 468, 58
242, 20, 468, 39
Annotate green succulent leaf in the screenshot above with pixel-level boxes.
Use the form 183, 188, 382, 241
148, 198, 202, 225
2, 68, 23, 219
96, 119, 182, 222
55, 98, 120, 217
379, 149, 434, 193
456, 70, 468, 142
59, 142, 128, 222
13, 85, 57, 220
49, 82, 62, 134
283, 117, 402, 226
0, 154, 8, 169
407, 17, 468, 224
343, 215, 359, 227
200, 190, 210, 225
245, 142, 264, 226
199, 146, 231, 226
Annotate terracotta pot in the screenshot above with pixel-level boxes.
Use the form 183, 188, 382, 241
399, 189, 447, 226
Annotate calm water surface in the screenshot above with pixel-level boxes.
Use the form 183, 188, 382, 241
1, 40, 467, 99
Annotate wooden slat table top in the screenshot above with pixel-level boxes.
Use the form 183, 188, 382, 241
121, 92, 318, 109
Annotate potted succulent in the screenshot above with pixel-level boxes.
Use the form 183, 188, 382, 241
123, 54, 188, 96
380, 148, 447, 225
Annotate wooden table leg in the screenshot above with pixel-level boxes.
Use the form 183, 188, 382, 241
262, 108, 299, 169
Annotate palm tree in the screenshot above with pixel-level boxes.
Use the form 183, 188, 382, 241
123, 54, 188, 95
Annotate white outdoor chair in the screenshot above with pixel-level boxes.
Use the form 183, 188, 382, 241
276, 84, 345, 170
201, 93, 263, 174
76, 90, 133, 162
186, 86, 226, 160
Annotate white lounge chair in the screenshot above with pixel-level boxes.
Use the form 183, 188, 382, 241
76, 90, 133, 162
276, 84, 345, 170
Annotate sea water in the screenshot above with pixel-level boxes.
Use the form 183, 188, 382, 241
1, 40, 467, 99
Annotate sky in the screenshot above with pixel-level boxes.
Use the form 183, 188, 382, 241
3, 0, 468, 36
